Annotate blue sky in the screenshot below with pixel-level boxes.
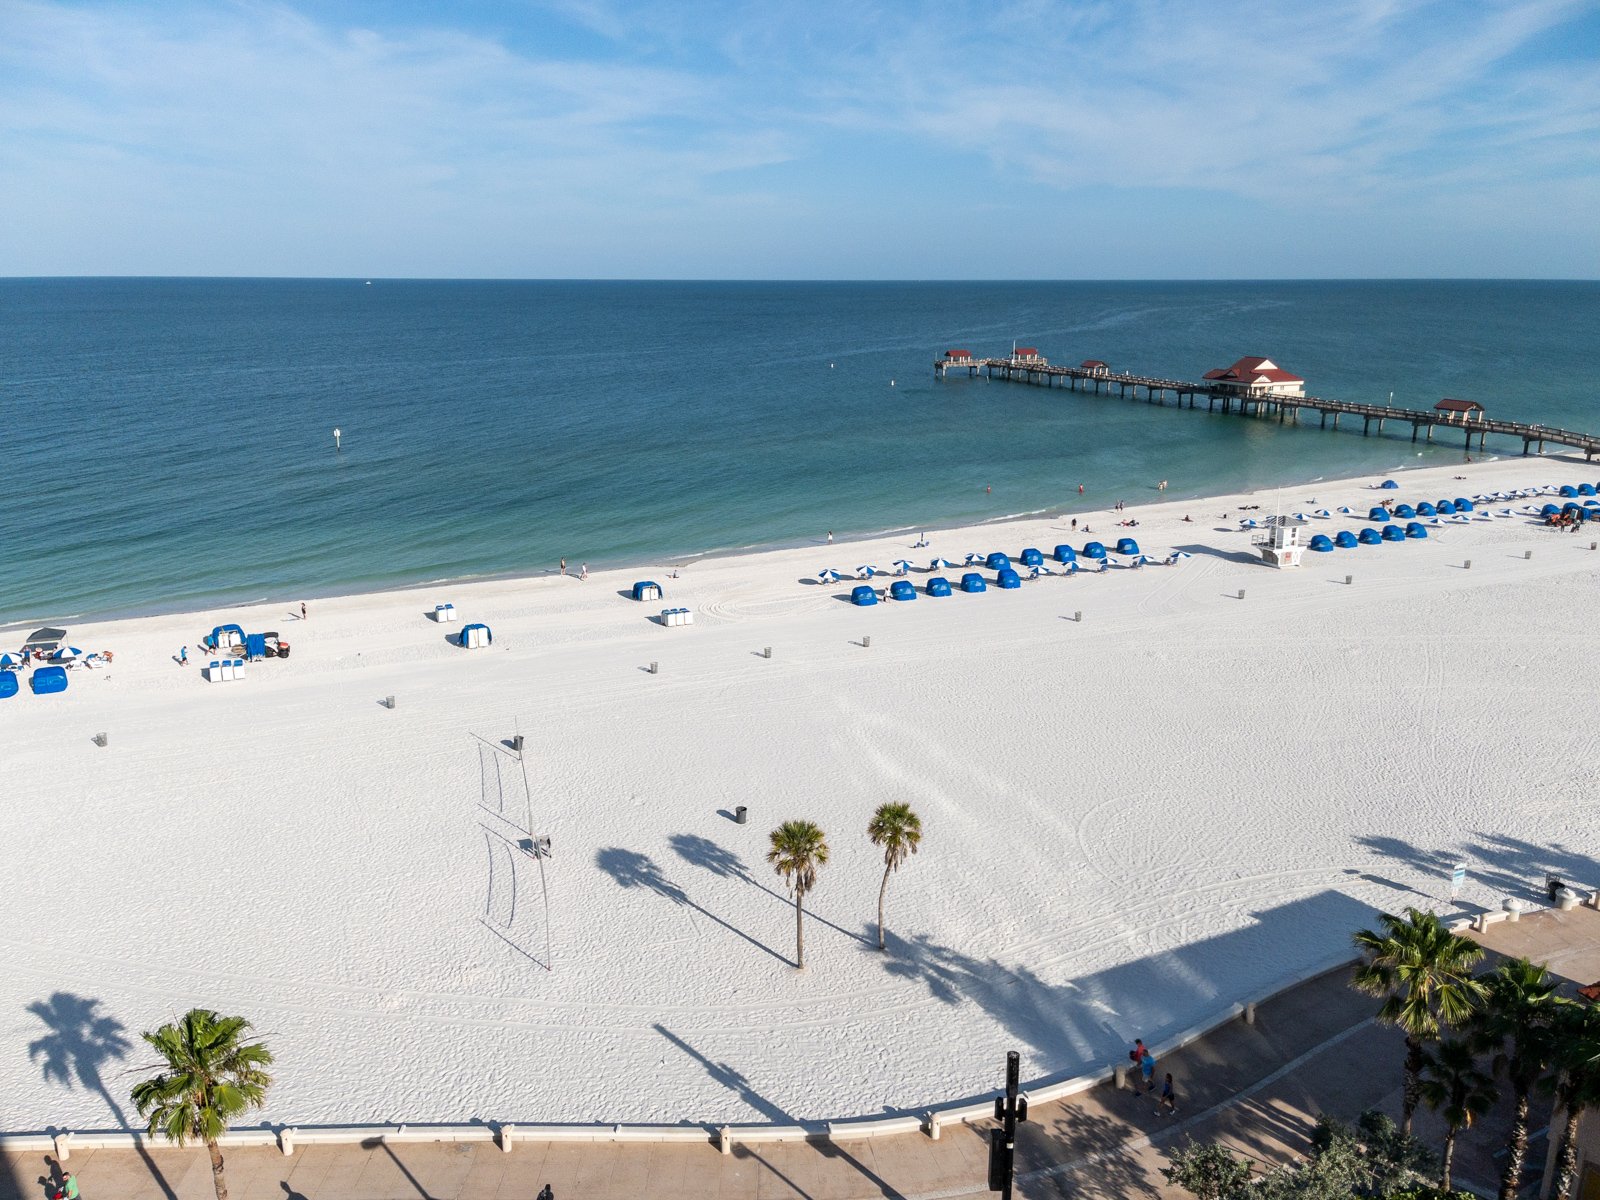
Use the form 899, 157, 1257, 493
1, 0, 1596, 278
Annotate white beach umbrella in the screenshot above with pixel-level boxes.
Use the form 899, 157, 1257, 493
1521, 505, 1543, 514
1313, 509, 1332, 518
50, 646, 82, 662
817, 568, 843, 583
856, 565, 878, 578
892, 559, 913, 574
929, 556, 953, 569
1240, 518, 1258, 528
0, 652, 19, 669
1450, 514, 1471, 523
1032, 563, 1056, 576
964, 552, 986, 565
1169, 551, 1193, 562
1337, 506, 1354, 514
1496, 509, 1514, 517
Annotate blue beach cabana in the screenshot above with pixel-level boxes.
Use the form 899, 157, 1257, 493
30, 666, 68, 694
1542, 504, 1562, 517
209, 624, 245, 651
1357, 528, 1383, 545
995, 568, 1022, 589
631, 581, 662, 601
1116, 537, 1141, 556
926, 576, 952, 597
1580, 484, 1598, 497
889, 580, 916, 601
1018, 548, 1043, 567
1368, 506, 1391, 521
1405, 522, 1428, 538
1416, 502, 1437, 516
1560, 485, 1579, 498
985, 552, 1011, 571
1381, 524, 1405, 541
1453, 498, 1475, 511
1053, 544, 1077, 564
459, 623, 493, 648
1308, 534, 1334, 552
1380, 479, 1399, 489
1436, 500, 1457, 514
1334, 530, 1359, 548
1082, 541, 1107, 560
1394, 504, 1416, 519
851, 585, 878, 606
960, 572, 987, 594
0, 671, 17, 699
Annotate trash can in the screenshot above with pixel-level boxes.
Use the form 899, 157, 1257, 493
735, 806, 748, 824
512, 735, 525, 752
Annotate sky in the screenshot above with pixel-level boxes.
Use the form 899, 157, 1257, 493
0, 0, 1597, 279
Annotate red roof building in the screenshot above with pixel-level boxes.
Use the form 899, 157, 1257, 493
1079, 359, 1110, 376
1014, 347, 1041, 362
945, 349, 973, 361
1435, 398, 1484, 422
1203, 356, 1305, 398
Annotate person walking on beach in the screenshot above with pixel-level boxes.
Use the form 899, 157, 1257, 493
559, 558, 567, 575
178, 646, 187, 666
827, 531, 833, 544
579, 563, 588, 580
1156, 1072, 1177, 1115
300, 601, 307, 621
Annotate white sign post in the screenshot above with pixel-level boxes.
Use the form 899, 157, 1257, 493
1450, 863, 1467, 900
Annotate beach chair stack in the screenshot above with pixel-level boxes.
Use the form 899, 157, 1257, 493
205, 659, 246, 682
660, 607, 694, 627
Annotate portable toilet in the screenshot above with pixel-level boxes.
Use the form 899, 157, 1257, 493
1053, 544, 1077, 564
1116, 537, 1140, 556
460, 623, 493, 648
889, 580, 916, 601
0, 671, 17, 699
1082, 541, 1107, 560
851, 585, 878, 606
995, 568, 1022, 589
960, 572, 987, 594
632, 581, 662, 601
30, 666, 68, 694
1018, 548, 1043, 567
985, 552, 1011, 571
926, 576, 952, 597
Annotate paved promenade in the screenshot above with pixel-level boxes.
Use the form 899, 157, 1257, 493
6, 906, 1596, 1200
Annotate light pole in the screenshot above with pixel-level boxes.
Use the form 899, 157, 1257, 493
987, 1050, 1029, 1198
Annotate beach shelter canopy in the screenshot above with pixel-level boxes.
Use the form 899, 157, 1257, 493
0, 671, 16, 699
1368, 506, 1391, 521
1082, 541, 1107, 559
1018, 548, 1043, 566
1381, 524, 1405, 541
817, 568, 843, 583
926, 576, 952, 597
1394, 504, 1416, 519
985, 552, 1011, 571
210, 624, 245, 648
996, 568, 1022, 589
30, 666, 68, 694
1381, 479, 1399, 489
1560, 485, 1579, 497
1053, 544, 1077, 563
1582, 484, 1598, 497
1334, 530, 1359, 547
460, 622, 493, 644
1453, 498, 1475, 510
1358, 528, 1383, 544
851, 585, 878, 606
1308, 534, 1334, 552
1116, 537, 1141, 555
631, 580, 662, 600
960, 572, 987, 593
1416, 502, 1437, 516
1406, 522, 1428, 538
1436, 500, 1457, 514
889, 580, 916, 601
21, 627, 66, 652
50, 645, 83, 662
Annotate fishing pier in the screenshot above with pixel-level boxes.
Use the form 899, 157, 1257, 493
934, 350, 1600, 460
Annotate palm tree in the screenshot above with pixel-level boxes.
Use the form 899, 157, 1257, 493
1547, 1003, 1600, 1200
1471, 957, 1565, 1200
1418, 1036, 1497, 1191
1351, 907, 1485, 1135
867, 802, 921, 951
131, 1009, 273, 1200
768, 820, 829, 968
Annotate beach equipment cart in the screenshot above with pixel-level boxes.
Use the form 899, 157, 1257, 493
926, 576, 952, 597
1082, 541, 1107, 560
0, 672, 16, 699
1018, 548, 1043, 567
995, 568, 1021, 589
460, 623, 493, 648
960, 572, 987, 594
1357, 528, 1383, 545
1405, 522, 1428, 538
208, 624, 245, 652
30, 666, 68, 694
1053, 544, 1077, 563
1381, 524, 1405, 541
1308, 534, 1334, 552
889, 580, 916, 601
631, 581, 662, 601
985, 552, 1011, 571
1116, 537, 1140, 556
851, 585, 878, 607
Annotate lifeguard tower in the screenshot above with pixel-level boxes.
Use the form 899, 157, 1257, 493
1254, 514, 1308, 568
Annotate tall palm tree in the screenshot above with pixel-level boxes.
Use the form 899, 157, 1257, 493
1547, 1003, 1600, 1200
768, 820, 829, 968
131, 1009, 273, 1200
867, 802, 922, 951
1351, 907, 1485, 1135
1471, 957, 1565, 1200
1418, 1037, 1497, 1191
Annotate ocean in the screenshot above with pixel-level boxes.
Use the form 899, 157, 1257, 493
1, 278, 1596, 627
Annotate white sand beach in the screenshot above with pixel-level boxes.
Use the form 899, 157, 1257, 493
4, 456, 1598, 1132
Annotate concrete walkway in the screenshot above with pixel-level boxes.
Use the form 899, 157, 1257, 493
7, 906, 1595, 1200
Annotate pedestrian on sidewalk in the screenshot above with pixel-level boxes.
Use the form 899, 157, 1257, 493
1156, 1072, 1177, 1115
1141, 1050, 1157, 1094
537, 1186, 554, 1200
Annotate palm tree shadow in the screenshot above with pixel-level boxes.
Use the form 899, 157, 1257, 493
594, 847, 790, 965
25, 993, 179, 1200
668, 833, 871, 946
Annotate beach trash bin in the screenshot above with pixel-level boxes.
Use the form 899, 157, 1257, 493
511, 734, 524, 752
851, 585, 878, 606
926, 576, 952, 597
996, 568, 1022, 589
735, 805, 748, 824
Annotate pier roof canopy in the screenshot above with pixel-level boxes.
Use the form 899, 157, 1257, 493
944, 348, 972, 360
1204, 356, 1304, 386
1435, 398, 1484, 413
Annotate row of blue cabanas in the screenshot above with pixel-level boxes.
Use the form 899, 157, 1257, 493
0, 666, 68, 697
1366, 499, 1477, 521
948, 541, 1143, 574
1308, 523, 1430, 551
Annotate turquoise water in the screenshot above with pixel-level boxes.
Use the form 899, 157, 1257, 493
1, 279, 1596, 626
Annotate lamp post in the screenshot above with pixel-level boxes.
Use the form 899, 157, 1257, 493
987, 1050, 1029, 1198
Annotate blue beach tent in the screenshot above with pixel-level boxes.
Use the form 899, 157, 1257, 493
1405, 522, 1428, 538
995, 568, 1022, 589
1082, 541, 1107, 560
1580, 484, 1598, 497
631, 581, 662, 601
1018, 548, 1043, 567
1416, 502, 1437, 516
1393, 504, 1416, 519
985, 552, 1011, 571
1308, 534, 1334, 552
30, 666, 67, 694
1435, 500, 1456, 514
1053, 544, 1077, 564
1368, 506, 1391, 521
1560, 485, 1579, 498
1334, 530, 1359, 548
889, 580, 916, 601
851, 585, 878, 606
1565, 503, 1585, 516
459, 622, 493, 646
1453, 498, 1475, 510
0, 671, 16, 699
960, 572, 987, 594
1357, 528, 1383, 545
1116, 537, 1141, 556
1381, 479, 1399, 489
1381, 524, 1406, 541
926, 576, 952, 597
209, 623, 245, 650
1542, 503, 1562, 517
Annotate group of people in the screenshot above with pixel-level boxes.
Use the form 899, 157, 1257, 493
1130, 1038, 1178, 1115
558, 558, 589, 580
1548, 508, 1589, 530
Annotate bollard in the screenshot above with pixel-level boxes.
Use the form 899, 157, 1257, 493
1345, 574, 1353, 585
1113, 1064, 1128, 1090
499, 1124, 515, 1153
1525, 550, 1533, 560
1244, 1002, 1257, 1025
719, 1127, 732, 1156
511, 734, 524, 753
926, 1112, 942, 1140
53, 1132, 73, 1162
763, 646, 772, 659
649, 661, 658, 674
280, 1129, 296, 1157
863, 635, 871, 648
735, 805, 748, 824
